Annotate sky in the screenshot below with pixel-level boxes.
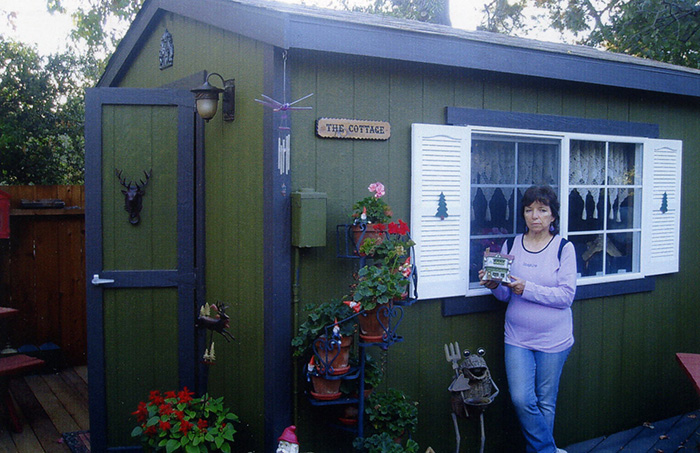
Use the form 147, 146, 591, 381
2, 0, 489, 55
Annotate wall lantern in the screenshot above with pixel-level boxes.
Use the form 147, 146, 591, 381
191, 72, 235, 122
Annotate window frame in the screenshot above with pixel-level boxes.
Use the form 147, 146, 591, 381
410, 108, 680, 316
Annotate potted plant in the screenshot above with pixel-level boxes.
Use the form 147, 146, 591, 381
351, 182, 393, 251
365, 388, 418, 441
291, 301, 356, 374
131, 388, 239, 452
352, 219, 416, 341
353, 432, 420, 453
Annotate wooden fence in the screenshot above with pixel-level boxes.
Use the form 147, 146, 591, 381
0, 185, 86, 366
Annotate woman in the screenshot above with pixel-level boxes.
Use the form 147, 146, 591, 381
479, 185, 576, 453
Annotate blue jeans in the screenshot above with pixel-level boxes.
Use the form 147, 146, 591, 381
505, 344, 571, 453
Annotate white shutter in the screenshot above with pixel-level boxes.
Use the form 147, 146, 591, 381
641, 139, 682, 275
410, 124, 471, 299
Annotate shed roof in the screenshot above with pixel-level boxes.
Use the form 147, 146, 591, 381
100, 0, 700, 98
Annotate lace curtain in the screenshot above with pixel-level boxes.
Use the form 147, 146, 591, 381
471, 141, 557, 222
569, 141, 633, 221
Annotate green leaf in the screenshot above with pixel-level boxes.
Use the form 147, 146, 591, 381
165, 439, 179, 453
130, 426, 143, 437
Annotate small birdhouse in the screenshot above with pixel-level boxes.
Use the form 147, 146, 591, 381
0, 190, 10, 239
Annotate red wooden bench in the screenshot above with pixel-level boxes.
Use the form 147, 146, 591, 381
676, 352, 700, 397
0, 354, 45, 432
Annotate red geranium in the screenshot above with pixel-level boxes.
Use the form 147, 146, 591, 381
131, 389, 239, 452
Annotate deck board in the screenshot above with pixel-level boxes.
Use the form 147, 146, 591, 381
566, 410, 700, 453
42, 373, 89, 430
24, 375, 80, 435
6, 377, 70, 452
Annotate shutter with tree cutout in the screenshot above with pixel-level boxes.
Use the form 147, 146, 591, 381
641, 138, 682, 275
411, 124, 471, 299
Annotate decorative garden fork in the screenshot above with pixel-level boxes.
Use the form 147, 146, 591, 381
445, 342, 470, 453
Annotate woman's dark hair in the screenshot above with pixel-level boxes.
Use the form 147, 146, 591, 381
521, 185, 560, 234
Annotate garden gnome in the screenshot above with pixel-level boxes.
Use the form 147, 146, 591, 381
277, 425, 299, 453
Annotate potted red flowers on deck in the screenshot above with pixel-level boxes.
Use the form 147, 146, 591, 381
131, 387, 238, 452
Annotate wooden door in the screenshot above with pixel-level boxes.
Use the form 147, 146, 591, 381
85, 88, 198, 450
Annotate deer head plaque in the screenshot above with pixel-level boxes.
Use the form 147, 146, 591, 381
115, 169, 152, 225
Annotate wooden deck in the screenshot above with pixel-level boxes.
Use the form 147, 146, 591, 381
0, 364, 697, 452
565, 409, 700, 452
0, 366, 88, 453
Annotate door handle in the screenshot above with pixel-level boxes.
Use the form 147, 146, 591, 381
91, 274, 115, 286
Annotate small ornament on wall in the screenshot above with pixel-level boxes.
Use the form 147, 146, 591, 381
435, 192, 448, 220
159, 29, 174, 70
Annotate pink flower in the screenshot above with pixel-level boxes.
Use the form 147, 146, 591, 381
368, 182, 385, 198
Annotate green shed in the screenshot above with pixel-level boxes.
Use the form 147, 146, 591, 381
85, 0, 700, 451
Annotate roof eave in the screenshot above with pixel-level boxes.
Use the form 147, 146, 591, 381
98, 0, 700, 99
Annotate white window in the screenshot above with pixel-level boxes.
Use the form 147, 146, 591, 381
411, 123, 682, 301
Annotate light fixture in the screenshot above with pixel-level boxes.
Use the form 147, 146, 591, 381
191, 72, 235, 122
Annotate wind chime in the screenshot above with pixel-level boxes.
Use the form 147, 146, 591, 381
255, 50, 313, 176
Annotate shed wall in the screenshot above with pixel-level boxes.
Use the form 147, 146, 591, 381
113, 13, 266, 450
290, 49, 700, 452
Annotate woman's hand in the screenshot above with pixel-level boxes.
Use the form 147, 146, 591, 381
505, 275, 526, 296
478, 269, 500, 290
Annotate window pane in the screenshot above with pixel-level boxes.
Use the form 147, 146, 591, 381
605, 232, 640, 275
569, 140, 605, 185
607, 188, 638, 230
608, 142, 638, 185
472, 140, 514, 184
471, 188, 514, 233
568, 188, 604, 232
570, 233, 604, 277
518, 142, 559, 185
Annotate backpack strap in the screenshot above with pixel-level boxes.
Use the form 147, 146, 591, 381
506, 236, 515, 255
558, 237, 569, 261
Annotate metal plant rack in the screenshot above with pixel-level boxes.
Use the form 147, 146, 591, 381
304, 225, 417, 438
306, 307, 404, 438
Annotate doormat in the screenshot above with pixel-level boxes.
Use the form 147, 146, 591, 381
61, 430, 90, 452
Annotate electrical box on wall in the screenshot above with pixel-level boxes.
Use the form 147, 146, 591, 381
0, 189, 10, 239
291, 189, 327, 247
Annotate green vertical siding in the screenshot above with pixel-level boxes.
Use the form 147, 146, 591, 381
291, 49, 700, 452
116, 14, 266, 450
99, 103, 181, 446
109, 13, 700, 451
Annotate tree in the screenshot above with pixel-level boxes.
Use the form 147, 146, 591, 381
0, 37, 85, 184
482, 0, 700, 68
47, 0, 142, 78
340, 0, 451, 25
592, 0, 700, 68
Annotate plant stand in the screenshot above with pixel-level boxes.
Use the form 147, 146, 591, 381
303, 226, 415, 439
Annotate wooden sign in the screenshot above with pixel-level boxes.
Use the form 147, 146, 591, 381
316, 118, 390, 140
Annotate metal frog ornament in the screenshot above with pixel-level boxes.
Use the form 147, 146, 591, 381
444, 342, 499, 453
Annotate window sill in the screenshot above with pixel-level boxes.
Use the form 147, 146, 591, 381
441, 276, 656, 316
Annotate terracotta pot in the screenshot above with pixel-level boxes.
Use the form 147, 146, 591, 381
351, 224, 385, 254
310, 375, 342, 400
358, 303, 392, 342
314, 335, 353, 375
